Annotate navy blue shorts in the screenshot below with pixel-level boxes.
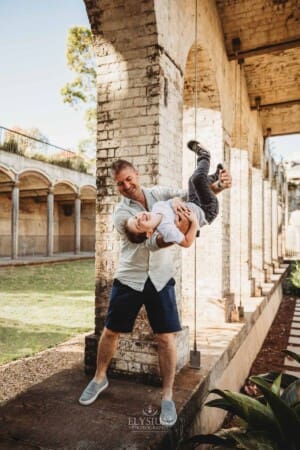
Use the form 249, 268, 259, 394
105, 277, 181, 334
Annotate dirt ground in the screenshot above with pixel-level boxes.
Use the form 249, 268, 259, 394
248, 295, 297, 376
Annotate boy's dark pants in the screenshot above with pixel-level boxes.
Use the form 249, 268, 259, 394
188, 156, 219, 224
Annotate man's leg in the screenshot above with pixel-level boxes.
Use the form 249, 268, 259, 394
79, 279, 142, 405
79, 327, 119, 405
144, 278, 180, 426
156, 333, 177, 400
94, 326, 120, 382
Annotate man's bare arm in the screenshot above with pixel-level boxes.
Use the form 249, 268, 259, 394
155, 212, 190, 248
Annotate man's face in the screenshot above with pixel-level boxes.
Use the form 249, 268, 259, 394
113, 167, 141, 201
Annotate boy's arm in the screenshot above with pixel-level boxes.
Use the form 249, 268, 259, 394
210, 169, 232, 194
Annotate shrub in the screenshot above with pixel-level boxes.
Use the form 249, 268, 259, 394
182, 352, 300, 450
2, 139, 22, 155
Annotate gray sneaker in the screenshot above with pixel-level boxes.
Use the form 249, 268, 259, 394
79, 376, 109, 406
159, 399, 177, 427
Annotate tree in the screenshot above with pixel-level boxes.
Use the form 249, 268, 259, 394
61, 26, 96, 156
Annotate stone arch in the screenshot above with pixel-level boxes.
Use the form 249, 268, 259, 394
0, 164, 16, 183
80, 185, 97, 200
53, 180, 77, 197
18, 169, 51, 191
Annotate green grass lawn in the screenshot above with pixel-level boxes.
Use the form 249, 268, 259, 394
0, 260, 95, 364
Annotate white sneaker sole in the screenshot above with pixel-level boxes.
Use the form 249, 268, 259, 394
159, 413, 177, 427
78, 380, 109, 406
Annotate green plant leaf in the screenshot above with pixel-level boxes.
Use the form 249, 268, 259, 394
250, 376, 300, 449
205, 397, 238, 415
293, 401, 300, 418
271, 373, 282, 396
181, 431, 235, 449
282, 349, 300, 364
208, 389, 279, 436
259, 371, 298, 388
281, 380, 300, 407
231, 429, 279, 450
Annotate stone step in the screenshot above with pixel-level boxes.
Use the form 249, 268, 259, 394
290, 328, 300, 337
283, 369, 300, 377
284, 357, 299, 368
288, 336, 300, 346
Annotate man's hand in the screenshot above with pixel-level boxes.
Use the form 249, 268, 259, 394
172, 197, 188, 213
175, 210, 190, 235
211, 168, 232, 194
181, 208, 198, 225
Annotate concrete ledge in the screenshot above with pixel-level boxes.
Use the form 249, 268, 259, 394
173, 267, 287, 442
0, 252, 95, 267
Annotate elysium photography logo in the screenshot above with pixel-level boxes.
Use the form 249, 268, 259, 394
128, 404, 165, 431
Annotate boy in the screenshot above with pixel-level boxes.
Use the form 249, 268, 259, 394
125, 140, 223, 247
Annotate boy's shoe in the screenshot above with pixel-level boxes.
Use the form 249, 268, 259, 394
208, 163, 224, 185
213, 163, 224, 178
159, 399, 177, 427
79, 376, 109, 406
187, 140, 210, 160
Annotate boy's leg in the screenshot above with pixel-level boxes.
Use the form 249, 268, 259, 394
187, 144, 219, 224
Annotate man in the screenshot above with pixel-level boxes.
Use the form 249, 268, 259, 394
79, 153, 232, 427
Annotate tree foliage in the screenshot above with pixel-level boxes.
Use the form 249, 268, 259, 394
61, 26, 96, 108
61, 26, 96, 157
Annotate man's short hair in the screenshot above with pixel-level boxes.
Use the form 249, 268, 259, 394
124, 220, 147, 244
111, 159, 136, 176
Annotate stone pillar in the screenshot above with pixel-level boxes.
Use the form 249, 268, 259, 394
271, 185, 278, 265
251, 167, 264, 295
230, 148, 252, 303
263, 179, 273, 280
74, 195, 81, 255
11, 179, 19, 259
47, 187, 54, 257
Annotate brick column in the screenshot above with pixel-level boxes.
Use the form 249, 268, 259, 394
11, 178, 19, 260
251, 168, 264, 295
84, 0, 189, 379
47, 187, 54, 257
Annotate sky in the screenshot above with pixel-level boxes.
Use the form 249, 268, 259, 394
269, 134, 300, 163
1, 0, 90, 150
1, 1, 299, 159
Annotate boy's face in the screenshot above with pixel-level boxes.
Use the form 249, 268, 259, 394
127, 212, 156, 236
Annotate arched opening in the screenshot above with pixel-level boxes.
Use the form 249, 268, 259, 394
53, 181, 77, 253
182, 43, 226, 329
18, 170, 51, 256
80, 185, 96, 251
